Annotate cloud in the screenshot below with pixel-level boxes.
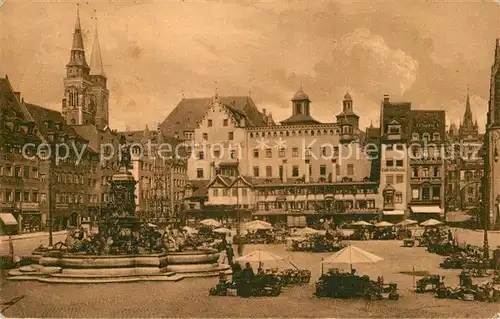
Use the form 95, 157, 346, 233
338, 28, 419, 95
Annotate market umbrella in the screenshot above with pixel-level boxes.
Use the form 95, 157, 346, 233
213, 227, 232, 235
244, 220, 273, 230
397, 219, 418, 227
234, 249, 285, 262
321, 244, 383, 272
375, 221, 394, 228
200, 219, 222, 227
351, 221, 373, 227
420, 219, 443, 227
147, 223, 159, 228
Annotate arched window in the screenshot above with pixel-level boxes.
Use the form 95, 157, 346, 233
464, 171, 473, 182
422, 133, 430, 142
433, 133, 440, 141
412, 133, 419, 141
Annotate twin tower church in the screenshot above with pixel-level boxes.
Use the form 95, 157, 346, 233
62, 8, 109, 129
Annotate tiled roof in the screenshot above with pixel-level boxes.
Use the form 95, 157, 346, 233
281, 114, 321, 125
366, 126, 380, 139
24, 103, 86, 142
186, 179, 210, 198
0, 78, 25, 120
159, 96, 267, 137
410, 110, 446, 135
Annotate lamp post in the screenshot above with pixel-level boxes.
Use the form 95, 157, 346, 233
40, 173, 53, 246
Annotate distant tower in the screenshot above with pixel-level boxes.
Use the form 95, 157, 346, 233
458, 88, 479, 139
61, 7, 109, 128
62, 7, 94, 126
89, 12, 109, 129
291, 86, 311, 117
336, 92, 360, 144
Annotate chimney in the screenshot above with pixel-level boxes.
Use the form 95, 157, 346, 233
14, 92, 21, 101
383, 95, 390, 103
262, 108, 266, 116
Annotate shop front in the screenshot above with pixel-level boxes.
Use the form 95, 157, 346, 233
0, 212, 18, 235
410, 205, 442, 223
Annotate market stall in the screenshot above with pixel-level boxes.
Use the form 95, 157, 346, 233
316, 245, 399, 300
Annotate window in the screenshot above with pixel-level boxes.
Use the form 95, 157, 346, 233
32, 192, 38, 202
386, 145, 393, 151
253, 149, 259, 158
333, 147, 339, 156
229, 150, 236, 159
196, 168, 204, 178
212, 189, 219, 197
266, 166, 272, 177
228, 132, 234, 140
223, 119, 228, 126
222, 189, 228, 196
15, 166, 21, 177
232, 188, 238, 197
395, 192, 403, 203
433, 167, 439, 177
412, 133, 419, 141
292, 165, 299, 177
213, 150, 221, 158
23, 166, 29, 178
396, 160, 403, 168
386, 160, 393, 167
279, 148, 285, 157
202, 133, 208, 140
468, 186, 474, 195
320, 147, 327, 156
422, 187, 430, 200
422, 133, 430, 142
347, 164, 354, 176
207, 119, 213, 127
292, 148, 299, 157
336, 164, 340, 175
396, 174, 404, 184
23, 191, 29, 201
412, 167, 419, 178
412, 188, 419, 199
386, 174, 394, 185
265, 149, 272, 158
253, 166, 260, 177
396, 144, 404, 151
320, 165, 326, 175
6, 189, 12, 202
432, 186, 441, 199
242, 188, 248, 197
433, 133, 440, 141
388, 125, 401, 134
15, 191, 21, 202
422, 167, 429, 177
198, 151, 204, 160
5, 165, 12, 176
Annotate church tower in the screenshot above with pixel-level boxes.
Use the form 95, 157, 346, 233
336, 92, 360, 144
458, 88, 479, 139
89, 14, 109, 129
62, 7, 94, 126
62, 7, 109, 128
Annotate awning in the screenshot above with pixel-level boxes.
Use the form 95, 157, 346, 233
383, 210, 405, 216
410, 206, 442, 214
0, 213, 18, 226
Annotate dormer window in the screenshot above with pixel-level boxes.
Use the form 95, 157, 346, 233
412, 133, 419, 141
422, 133, 430, 142
388, 125, 401, 134
433, 133, 440, 141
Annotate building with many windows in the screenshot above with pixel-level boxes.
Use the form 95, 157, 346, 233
408, 110, 446, 222
168, 88, 380, 226
0, 77, 43, 235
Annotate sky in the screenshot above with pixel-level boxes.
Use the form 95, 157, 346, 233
1, 0, 499, 132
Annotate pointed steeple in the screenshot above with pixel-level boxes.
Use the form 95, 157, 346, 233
463, 87, 473, 126
72, 6, 85, 51
90, 11, 106, 77
67, 5, 89, 69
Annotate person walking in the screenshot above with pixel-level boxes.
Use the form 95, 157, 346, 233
226, 244, 234, 266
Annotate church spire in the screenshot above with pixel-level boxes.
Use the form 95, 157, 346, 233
90, 11, 106, 77
72, 5, 85, 51
463, 87, 473, 125
67, 5, 89, 69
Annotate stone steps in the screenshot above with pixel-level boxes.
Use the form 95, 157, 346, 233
49, 271, 177, 279
37, 277, 141, 284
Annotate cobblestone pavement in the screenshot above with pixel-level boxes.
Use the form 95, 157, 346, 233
1, 240, 499, 318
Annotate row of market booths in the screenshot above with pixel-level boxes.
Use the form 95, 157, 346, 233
209, 244, 400, 300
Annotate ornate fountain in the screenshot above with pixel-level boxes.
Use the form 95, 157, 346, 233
8, 136, 229, 283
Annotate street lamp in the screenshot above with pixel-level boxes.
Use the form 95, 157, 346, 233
40, 173, 53, 246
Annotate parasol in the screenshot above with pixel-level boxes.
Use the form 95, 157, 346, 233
244, 220, 273, 230
375, 221, 394, 228
351, 221, 373, 227
147, 223, 159, 228
199, 219, 222, 227
234, 249, 284, 263
213, 227, 232, 235
182, 226, 198, 234
292, 227, 318, 236
420, 219, 443, 227
321, 244, 383, 272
